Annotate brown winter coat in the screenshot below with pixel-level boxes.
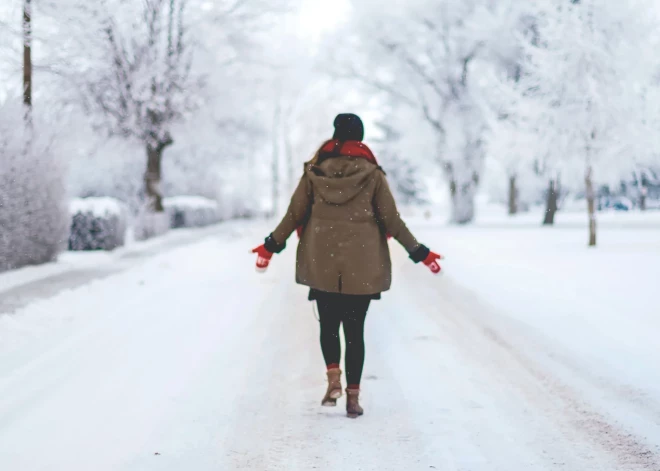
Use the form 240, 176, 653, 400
271, 155, 421, 296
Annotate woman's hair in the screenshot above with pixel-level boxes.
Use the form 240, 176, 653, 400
309, 139, 334, 166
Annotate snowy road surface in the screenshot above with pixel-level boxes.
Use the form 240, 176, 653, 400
0, 223, 240, 315
0, 222, 659, 470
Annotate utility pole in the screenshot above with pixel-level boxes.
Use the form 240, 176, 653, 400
23, 0, 33, 122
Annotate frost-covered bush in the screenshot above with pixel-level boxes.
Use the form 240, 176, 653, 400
68, 198, 127, 251
0, 98, 68, 272
132, 207, 170, 241
164, 196, 222, 229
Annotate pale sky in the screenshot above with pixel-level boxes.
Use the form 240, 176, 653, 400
296, 0, 352, 42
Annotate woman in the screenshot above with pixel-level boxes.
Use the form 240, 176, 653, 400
252, 113, 442, 419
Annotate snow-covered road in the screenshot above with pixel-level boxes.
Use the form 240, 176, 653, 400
0, 222, 658, 470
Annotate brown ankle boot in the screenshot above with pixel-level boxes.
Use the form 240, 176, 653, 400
346, 388, 364, 418
321, 368, 343, 407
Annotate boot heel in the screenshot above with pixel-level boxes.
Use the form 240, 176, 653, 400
321, 368, 343, 407
345, 388, 364, 418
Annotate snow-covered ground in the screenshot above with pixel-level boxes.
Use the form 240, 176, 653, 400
0, 213, 659, 470
0, 223, 244, 313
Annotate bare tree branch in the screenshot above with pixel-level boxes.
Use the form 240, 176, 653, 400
377, 39, 446, 102
329, 62, 417, 107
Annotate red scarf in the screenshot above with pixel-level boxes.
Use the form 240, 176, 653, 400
318, 140, 379, 165
296, 140, 389, 239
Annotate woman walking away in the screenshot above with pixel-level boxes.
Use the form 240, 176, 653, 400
252, 113, 442, 418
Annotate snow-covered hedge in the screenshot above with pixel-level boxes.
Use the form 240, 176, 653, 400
164, 196, 222, 229
68, 198, 127, 251
133, 208, 170, 241
0, 98, 68, 272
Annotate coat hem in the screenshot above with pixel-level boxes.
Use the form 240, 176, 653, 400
308, 288, 381, 301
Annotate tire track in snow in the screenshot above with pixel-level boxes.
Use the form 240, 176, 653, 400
479, 323, 660, 470
0, 235, 271, 471
221, 276, 322, 470
542, 346, 660, 434
3, 224, 657, 470
415, 267, 660, 470
222, 255, 430, 470
378, 285, 551, 470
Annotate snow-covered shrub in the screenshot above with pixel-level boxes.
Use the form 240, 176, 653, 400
68, 198, 127, 251
164, 196, 222, 229
214, 187, 258, 220
0, 97, 68, 272
132, 207, 170, 241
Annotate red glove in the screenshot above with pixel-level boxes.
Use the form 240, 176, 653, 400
386, 233, 392, 240
296, 226, 303, 239
423, 251, 443, 274
251, 245, 273, 272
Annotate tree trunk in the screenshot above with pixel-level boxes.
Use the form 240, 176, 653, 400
585, 166, 597, 247
640, 188, 647, 211
634, 168, 647, 211
145, 138, 173, 212
543, 179, 558, 225
508, 175, 518, 215
23, 0, 32, 112
449, 174, 478, 224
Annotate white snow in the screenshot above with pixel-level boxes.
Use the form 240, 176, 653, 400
163, 195, 222, 228
163, 196, 219, 211
0, 221, 231, 297
416, 214, 660, 449
70, 197, 126, 218
0, 216, 659, 470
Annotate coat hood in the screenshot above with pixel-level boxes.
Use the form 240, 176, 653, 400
306, 156, 380, 205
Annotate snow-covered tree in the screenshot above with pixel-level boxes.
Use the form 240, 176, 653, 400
53, 0, 287, 213
0, 1, 68, 271
78, 0, 200, 213
0, 95, 68, 272
330, 0, 524, 223
514, 0, 659, 244
373, 120, 427, 206
475, 10, 544, 215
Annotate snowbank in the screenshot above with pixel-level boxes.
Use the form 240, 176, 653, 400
164, 196, 222, 229
133, 210, 170, 242
411, 219, 660, 402
69, 197, 128, 251
164, 195, 218, 210
417, 198, 660, 229
70, 197, 125, 218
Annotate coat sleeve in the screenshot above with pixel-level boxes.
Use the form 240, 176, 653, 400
372, 170, 421, 253
270, 174, 313, 248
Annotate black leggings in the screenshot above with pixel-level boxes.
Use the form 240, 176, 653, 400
316, 294, 371, 387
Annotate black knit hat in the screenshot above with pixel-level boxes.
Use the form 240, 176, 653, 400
333, 113, 364, 141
